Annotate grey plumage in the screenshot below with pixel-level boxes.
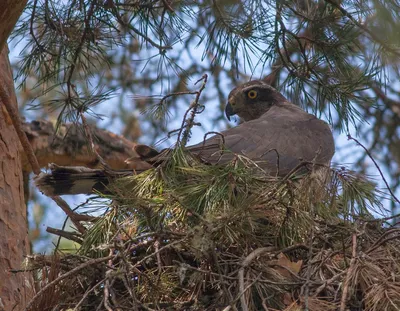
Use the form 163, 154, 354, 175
188, 103, 334, 176
35, 80, 335, 195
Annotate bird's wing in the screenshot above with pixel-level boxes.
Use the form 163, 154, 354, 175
35, 105, 334, 195
187, 104, 334, 176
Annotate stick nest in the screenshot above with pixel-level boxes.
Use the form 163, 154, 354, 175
23, 149, 400, 311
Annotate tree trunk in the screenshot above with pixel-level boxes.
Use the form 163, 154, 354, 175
0, 1, 27, 51
0, 47, 32, 311
0, 1, 30, 310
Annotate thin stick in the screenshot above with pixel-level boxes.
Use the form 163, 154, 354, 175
340, 233, 357, 311
52, 196, 87, 234
324, 0, 400, 58
238, 247, 275, 311
46, 227, 82, 244
313, 271, 346, 297
178, 74, 208, 146
348, 134, 400, 204
103, 249, 114, 311
133, 238, 185, 269
73, 277, 107, 311
80, 112, 109, 168
24, 254, 115, 311
303, 218, 314, 310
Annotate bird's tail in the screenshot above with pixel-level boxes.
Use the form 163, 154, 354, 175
34, 164, 134, 196
35, 144, 168, 196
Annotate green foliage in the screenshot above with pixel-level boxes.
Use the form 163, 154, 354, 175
81, 147, 382, 253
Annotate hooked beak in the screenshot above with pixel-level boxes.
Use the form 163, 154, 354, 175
225, 102, 235, 121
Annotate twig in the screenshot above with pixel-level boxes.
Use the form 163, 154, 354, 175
112, 11, 171, 50
133, 238, 186, 269
73, 277, 107, 311
64, 1, 96, 101
230, 273, 262, 311
263, 27, 313, 86
52, 196, 87, 234
324, 0, 400, 58
348, 134, 400, 205
159, 90, 199, 103
203, 131, 225, 147
80, 111, 109, 168
340, 233, 357, 311
366, 228, 400, 254
279, 243, 309, 254
121, 275, 139, 311
154, 238, 163, 279
46, 227, 82, 244
175, 261, 237, 280
24, 254, 115, 311
161, 0, 174, 12
303, 217, 315, 310
238, 247, 275, 311
313, 270, 346, 297
260, 148, 281, 176
367, 235, 400, 255
104, 249, 114, 311
178, 74, 208, 146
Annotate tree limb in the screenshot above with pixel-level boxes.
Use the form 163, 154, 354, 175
22, 120, 150, 172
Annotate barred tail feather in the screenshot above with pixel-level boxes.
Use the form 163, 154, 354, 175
34, 164, 134, 196
34, 166, 108, 196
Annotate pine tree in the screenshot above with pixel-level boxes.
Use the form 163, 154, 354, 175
2, 0, 400, 310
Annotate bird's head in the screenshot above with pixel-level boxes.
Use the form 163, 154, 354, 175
225, 80, 287, 121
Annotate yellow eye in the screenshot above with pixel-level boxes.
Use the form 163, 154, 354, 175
247, 90, 258, 99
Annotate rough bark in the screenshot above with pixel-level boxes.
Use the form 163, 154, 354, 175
0, 0, 27, 52
0, 48, 32, 310
0, 1, 30, 310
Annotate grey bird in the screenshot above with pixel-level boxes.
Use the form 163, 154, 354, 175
35, 80, 335, 196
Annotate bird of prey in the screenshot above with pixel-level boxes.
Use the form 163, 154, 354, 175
35, 80, 335, 196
